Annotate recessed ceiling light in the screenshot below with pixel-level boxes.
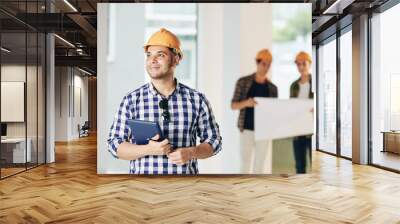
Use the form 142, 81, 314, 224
63, 0, 78, 12
78, 67, 93, 76
322, 0, 352, 15
54, 34, 75, 48
1, 47, 11, 53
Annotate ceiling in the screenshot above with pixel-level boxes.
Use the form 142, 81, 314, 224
0, 0, 396, 75
1, 0, 99, 74
311, 0, 390, 44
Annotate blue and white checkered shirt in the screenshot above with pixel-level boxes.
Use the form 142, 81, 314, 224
107, 81, 222, 174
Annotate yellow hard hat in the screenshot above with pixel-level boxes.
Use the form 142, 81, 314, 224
144, 28, 183, 60
295, 51, 312, 63
255, 49, 272, 63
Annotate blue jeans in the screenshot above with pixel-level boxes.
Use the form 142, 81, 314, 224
293, 136, 312, 173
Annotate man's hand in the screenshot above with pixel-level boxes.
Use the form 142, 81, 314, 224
168, 147, 195, 165
231, 97, 258, 110
147, 134, 172, 155
245, 98, 258, 108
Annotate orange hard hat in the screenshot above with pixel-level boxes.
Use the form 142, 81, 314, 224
255, 49, 272, 63
295, 51, 312, 63
144, 28, 183, 60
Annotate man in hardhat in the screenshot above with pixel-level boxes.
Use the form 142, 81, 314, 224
231, 49, 278, 174
107, 28, 222, 174
290, 51, 313, 173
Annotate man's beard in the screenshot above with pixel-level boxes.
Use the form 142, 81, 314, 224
149, 71, 167, 79
147, 60, 174, 80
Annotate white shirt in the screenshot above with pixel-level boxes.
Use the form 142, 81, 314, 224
298, 81, 310, 99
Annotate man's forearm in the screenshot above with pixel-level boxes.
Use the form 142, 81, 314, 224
231, 101, 247, 110
117, 142, 215, 161
116, 142, 150, 160
191, 142, 214, 159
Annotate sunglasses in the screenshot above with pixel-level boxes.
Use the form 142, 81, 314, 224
159, 99, 170, 122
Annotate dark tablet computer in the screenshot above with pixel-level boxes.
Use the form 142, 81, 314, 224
126, 119, 164, 145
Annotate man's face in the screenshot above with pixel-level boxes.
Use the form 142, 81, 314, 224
145, 45, 179, 80
296, 60, 311, 75
256, 59, 271, 75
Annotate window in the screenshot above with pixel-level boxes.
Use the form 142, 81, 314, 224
145, 4, 197, 88
390, 74, 400, 130
371, 3, 400, 171
271, 4, 312, 99
318, 37, 337, 154
339, 29, 352, 158
0, 1, 46, 179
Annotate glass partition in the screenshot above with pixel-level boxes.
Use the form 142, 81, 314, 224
317, 37, 337, 155
0, 1, 46, 179
1, 30, 28, 177
339, 29, 352, 158
371, 4, 400, 171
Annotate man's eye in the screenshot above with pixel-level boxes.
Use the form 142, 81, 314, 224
158, 53, 165, 57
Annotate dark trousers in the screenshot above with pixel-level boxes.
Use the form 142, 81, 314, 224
293, 136, 312, 174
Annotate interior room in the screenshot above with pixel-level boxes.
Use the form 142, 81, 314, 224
97, 3, 313, 174
0, 0, 399, 223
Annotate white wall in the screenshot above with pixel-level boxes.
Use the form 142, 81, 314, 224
55, 67, 68, 141
196, 4, 224, 173
1, 65, 39, 136
72, 73, 89, 138
312, 45, 317, 150
54, 67, 89, 141
197, 4, 272, 173
1, 66, 26, 130
1, 63, 47, 164
97, 3, 146, 173
239, 4, 273, 76
97, 3, 273, 174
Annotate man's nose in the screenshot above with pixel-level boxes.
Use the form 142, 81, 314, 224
148, 55, 157, 63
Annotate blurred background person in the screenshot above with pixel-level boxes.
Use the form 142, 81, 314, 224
231, 49, 278, 174
290, 51, 313, 173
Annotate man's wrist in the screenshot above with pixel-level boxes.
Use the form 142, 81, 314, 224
239, 100, 246, 109
188, 147, 196, 160
142, 144, 152, 156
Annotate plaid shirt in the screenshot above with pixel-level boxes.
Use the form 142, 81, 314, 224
231, 73, 278, 131
107, 81, 222, 174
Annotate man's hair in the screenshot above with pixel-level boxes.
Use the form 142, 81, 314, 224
168, 48, 182, 60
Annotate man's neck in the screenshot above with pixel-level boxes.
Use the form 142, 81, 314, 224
299, 73, 310, 84
255, 71, 267, 83
151, 76, 176, 97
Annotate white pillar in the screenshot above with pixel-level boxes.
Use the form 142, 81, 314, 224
46, 32, 55, 163
352, 14, 369, 164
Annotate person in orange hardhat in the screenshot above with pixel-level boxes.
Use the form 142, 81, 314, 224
231, 48, 277, 174
107, 28, 222, 175
290, 51, 313, 173
143, 28, 183, 80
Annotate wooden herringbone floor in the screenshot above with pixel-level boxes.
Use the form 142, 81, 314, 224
1, 134, 400, 224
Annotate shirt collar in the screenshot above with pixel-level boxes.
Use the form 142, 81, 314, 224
148, 78, 184, 97
296, 74, 312, 84
251, 73, 270, 84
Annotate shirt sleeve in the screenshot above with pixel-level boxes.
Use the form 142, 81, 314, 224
272, 84, 278, 98
107, 95, 132, 158
196, 94, 222, 156
231, 78, 243, 103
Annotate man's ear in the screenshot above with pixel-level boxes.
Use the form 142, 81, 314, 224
174, 54, 180, 66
